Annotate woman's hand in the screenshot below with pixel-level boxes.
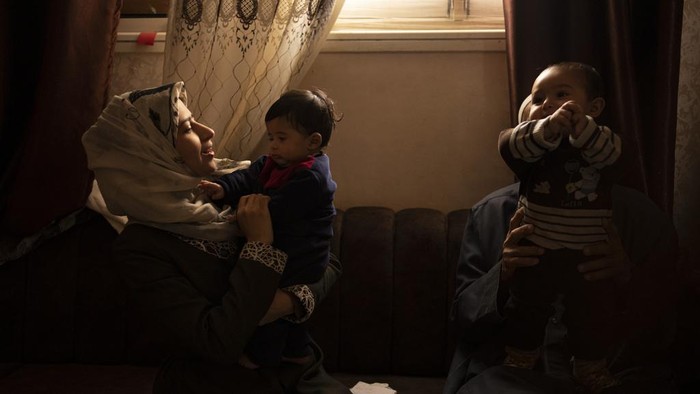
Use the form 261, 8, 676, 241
579, 220, 632, 284
501, 207, 544, 281
259, 289, 296, 326
236, 194, 273, 244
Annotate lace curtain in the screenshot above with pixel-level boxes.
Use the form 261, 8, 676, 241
163, 0, 344, 159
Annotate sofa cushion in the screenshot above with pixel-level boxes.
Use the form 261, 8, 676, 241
1, 206, 469, 392
0, 363, 156, 394
0, 210, 125, 364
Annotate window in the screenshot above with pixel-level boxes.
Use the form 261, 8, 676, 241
117, 1, 168, 52
333, 0, 504, 31
327, 0, 504, 52
119, 0, 503, 30
117, 0, 505, 52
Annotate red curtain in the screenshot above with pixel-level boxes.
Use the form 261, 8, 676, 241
503, 0, 683, 213
0, 1, 121, 237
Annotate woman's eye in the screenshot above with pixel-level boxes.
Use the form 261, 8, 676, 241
180, 121, 192, 132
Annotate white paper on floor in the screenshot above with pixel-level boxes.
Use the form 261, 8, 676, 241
350, 381, 397, 394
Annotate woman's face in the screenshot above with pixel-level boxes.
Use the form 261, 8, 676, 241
175, 99, 217, 177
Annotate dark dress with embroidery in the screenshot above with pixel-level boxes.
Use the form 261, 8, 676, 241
115, 223, 349, 394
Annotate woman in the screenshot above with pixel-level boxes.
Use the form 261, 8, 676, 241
82, 82, 349, 393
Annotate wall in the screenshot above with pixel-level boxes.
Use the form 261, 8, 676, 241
111, 53, 163, 98
298, 50, 513, 212
675, 0, 700, 267
112, 44, 514, 213
112, 19, 700, 251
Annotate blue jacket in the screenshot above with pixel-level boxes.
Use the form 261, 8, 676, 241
215, 154, 336, 286
444, 183, 679, 393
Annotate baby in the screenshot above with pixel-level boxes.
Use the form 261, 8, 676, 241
498, 62, 622, 393
200, 88, 341, 369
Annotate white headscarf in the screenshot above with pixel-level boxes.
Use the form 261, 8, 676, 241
82, 82, 245, 241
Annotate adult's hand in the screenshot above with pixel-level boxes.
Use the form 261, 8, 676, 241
501, 207, 544, 281
236, 194, 273, 244
579, 220, 632, 284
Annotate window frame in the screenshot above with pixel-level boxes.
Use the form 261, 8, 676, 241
116, 0, 505, 53
332, 0, 504, 32
116, 17, 168, 53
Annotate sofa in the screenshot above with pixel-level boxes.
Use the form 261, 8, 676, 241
0, 206, 469, 394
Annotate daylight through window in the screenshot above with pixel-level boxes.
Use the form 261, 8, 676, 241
119, 0, 504, 30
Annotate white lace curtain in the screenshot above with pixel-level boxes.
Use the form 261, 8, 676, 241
163, 0, 344, 160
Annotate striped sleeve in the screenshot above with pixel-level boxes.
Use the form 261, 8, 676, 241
570, 116, 622, 169
508, 119, 561, 162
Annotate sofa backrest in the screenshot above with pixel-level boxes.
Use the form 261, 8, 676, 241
0, 209, 125, 364
309, 207, 468, 377
0, 207, 469, 377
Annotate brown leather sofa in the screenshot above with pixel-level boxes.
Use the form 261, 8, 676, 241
0, 206, 469, 394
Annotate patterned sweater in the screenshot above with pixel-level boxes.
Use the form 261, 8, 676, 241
498, 116, 622, 250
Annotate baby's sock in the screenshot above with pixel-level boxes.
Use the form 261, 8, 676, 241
281, 354, 314, 365
503, 346, 540, 369
238, 354, 260, 370
573, 358, 620, 393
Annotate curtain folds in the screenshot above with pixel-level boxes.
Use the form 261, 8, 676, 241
503, 0, 684, 213
0, 1, 121, 237
163, 0, 344, 160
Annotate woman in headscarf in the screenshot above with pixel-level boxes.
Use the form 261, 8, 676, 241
82, 82, 349, 393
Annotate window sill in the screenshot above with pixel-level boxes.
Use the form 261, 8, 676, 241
323, 29, 505, 52
116, 33, 166, 53
116, 18, 167, 53
115, 18, 506, 53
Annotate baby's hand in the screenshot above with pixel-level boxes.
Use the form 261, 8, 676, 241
223, 211, 237, 223
198, 180, 225, 200
560, 101, 588, 139
546, 106, 573, 141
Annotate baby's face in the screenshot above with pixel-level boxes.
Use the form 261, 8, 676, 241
529, 66, 591, 120
266, 117, 314, 168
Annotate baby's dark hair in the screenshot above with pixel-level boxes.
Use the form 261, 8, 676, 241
265, 88, 342, 148
547, 62, 604, 99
